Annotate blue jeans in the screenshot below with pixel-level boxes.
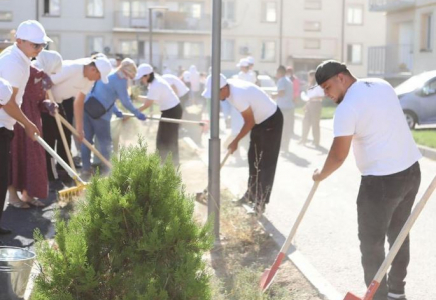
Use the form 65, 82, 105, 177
81, 113, 112, 172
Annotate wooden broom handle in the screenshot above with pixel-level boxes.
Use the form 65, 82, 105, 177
47, 90, 77, 174
373, 174, 436, 283
58, 115, 113, 169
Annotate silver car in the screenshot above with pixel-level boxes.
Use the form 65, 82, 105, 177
395, 70, 436, 129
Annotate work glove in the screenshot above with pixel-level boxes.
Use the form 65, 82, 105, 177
114, 110, 124, 118
136, 112, 147, 121
42, 100, 58, 117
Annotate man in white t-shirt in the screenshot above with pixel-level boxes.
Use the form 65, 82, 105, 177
0, 20, 49, 237
162, 73, 190, 108
237, 58, 256, 84
203, 74, 283, 214
312, 60, 421, 300
136, 64, 182, 165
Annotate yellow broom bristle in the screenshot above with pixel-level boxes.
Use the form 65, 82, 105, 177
58, 184, 88, 200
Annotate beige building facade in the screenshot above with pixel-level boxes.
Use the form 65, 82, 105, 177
0, 0, 385, 77
369, 0, 436, 82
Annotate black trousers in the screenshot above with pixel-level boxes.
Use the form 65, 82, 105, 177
0, 128, 14, 221
41, 98, 74, 181
157, 103, 183, 166
246, 108, 283, 204
357, 162, 421, 300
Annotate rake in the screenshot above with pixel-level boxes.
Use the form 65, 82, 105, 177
344, 174, 436, 300
120, 112, 207, 126
260, 182, 319, 292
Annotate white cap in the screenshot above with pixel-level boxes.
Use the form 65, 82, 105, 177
182, 70, 191, 82
0, 78, 13, 106
236, 58, 249, 68
16, 20, 52, 44
94, 56, 112, 84
135, 63, 153, 80
246, 56, 255, 65
202, 73, 227, 98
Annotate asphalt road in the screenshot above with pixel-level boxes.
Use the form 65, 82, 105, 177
207, 118, 436, 300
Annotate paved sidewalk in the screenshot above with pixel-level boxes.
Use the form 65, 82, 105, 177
197, 118, 436, 300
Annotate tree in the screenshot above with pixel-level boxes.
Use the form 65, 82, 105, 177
32, 141, 213, 300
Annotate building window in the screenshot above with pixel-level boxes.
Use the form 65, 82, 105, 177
183, 42, 203, 58
304, 21, 321, 32
421, 13, 433, 52
0, 11, 12, 21
47, 35, 60, 51
305, 0, 322, 10
87, 0, 104, 17
222, 39, 235, 61
43, 0, 60, 16
223, 0, 235, 22
120, 40, 137, 57
347, 44, 362, 64
261, 41, 276, 61
347, 5, 363, 25
304, 39, 320, 49
262, 2, 277, 23
87, 36, 104, 55
180, 2, 203, 19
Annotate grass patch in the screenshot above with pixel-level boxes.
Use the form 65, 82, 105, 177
206, 190, 322, 300
295, 106, 336, 119
412, 129, 436, 148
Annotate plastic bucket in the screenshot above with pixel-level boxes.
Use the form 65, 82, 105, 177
0, 247, 36, 300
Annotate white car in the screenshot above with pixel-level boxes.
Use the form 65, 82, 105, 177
257, 74, 276, 96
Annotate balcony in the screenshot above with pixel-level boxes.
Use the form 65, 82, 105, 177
368, 44, 413, 78
113, 11, 211, 34
369, 0, 415, 12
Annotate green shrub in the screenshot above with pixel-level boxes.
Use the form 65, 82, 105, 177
31, 141, 214, 300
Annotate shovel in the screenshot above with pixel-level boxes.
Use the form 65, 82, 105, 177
344, 174, 436, 300
260, 182, 319, 292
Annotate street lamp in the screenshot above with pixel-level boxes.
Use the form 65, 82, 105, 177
147, 6, 168, 67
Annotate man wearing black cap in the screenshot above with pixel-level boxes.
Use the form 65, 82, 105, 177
312, 60, 421, 300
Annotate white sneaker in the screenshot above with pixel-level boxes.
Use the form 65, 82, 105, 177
387, 292, 407, 300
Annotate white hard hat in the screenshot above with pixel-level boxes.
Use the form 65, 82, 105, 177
94, 56, 112, 84
202, 73, 228, 98
236, 58, 249, 68
16, 20, 52, 44
135, 64, 153, 80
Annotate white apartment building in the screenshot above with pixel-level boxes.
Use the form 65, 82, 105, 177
369, 0, 436, 83
0, 0, 385, 77
221, 0, 386, 78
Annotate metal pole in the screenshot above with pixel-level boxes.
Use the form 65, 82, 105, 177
209, 0, 222, 240
149, 8, 153, 65
36, 0, 39, 21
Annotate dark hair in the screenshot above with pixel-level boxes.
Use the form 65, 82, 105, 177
277, 65, 286, 74
147, 72, 155, 83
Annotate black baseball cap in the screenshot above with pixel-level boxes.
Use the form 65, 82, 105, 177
315, 60, 348, 85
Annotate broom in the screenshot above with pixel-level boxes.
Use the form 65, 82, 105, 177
118, 112, 207, 126
18, 122, 87, 199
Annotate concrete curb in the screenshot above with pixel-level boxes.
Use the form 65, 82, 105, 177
181, 136, 341, 300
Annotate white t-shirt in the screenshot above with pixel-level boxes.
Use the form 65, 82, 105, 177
147, 75, 180, 111
307, 85, 324, 100
333, 78, 421, 176
227, 79, 277, 124
50, 59, 95, 103
0, 44, 31, 130
189, 69, 200, 92
237, 71, 257, 84
162, 74, 189, 98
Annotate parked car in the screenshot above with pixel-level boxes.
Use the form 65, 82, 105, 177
395, 70, 436, 129
257, 74, 276, 96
